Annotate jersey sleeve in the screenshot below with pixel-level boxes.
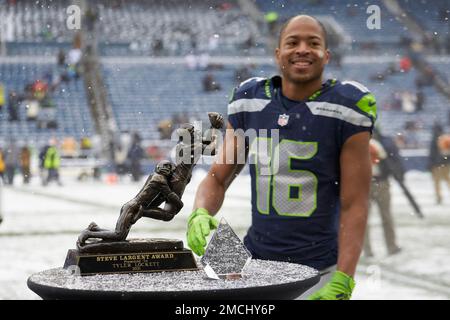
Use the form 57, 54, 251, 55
227, 86, 244, 130
340, 82, 378, 145
227, 77, 267, 130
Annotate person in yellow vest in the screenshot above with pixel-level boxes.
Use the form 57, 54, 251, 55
0, 148, 5, 184
0, 83, 5, 112
428, 123, 450, 204
43, 139, 62, 186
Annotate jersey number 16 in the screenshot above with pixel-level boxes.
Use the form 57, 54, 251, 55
249, 138, 318, 217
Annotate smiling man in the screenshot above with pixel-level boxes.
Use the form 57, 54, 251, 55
186, 15, 377, 300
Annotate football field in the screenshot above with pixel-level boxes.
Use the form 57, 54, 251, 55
0, 169, 449, 300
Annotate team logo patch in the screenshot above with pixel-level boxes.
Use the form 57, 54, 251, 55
278, 114, 289, 127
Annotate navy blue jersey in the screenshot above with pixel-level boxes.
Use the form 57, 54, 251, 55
227, 76, 377, 270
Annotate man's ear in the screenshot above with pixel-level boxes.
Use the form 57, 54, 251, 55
275, 47, 280, 64
324, 49, 331, 65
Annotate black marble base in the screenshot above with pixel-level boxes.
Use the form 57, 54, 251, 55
64, 238, 198, 275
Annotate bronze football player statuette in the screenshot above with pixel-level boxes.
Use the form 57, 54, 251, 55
76, 160, 183, 248
77, 112, 224, 249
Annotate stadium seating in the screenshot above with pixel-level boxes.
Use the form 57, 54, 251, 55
101, 59, 450, 147
0, 0, 265, 56
0, 63, 94, 147
255, 0, 409, 44
399, 0, 449, 34
1, 0, 448, 151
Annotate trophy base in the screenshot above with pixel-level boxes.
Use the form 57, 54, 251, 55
28, 260, 320, 300
64, 238, 198, 276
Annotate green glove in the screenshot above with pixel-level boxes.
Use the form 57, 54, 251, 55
308, 271, 355, 300
187, 208, 219, 256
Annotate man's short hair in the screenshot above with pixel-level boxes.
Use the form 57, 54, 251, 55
278, 15, 328, 48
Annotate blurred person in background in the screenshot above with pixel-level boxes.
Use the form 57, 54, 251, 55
38, 143, 50, 185
43, 139, 62, 186
7, 91, 20, 122
0, 148, 5, 184
364, 131, 403, 257
4, 139, 18, 185
127, 133, 145, 182
0, 83, 5, 112
428, 123, 450, 204
20, 145, 31, 185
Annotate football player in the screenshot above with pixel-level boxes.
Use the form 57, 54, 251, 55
187, 15, 377, 300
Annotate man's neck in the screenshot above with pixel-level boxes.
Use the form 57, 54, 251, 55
281, 77, 323, 101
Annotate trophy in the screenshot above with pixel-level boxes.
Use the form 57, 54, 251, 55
201, 218, 252, 280
64, 112, 224, 275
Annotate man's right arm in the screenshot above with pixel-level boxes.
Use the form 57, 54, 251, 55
193, 122, 247, 215
188, 122, 247, 255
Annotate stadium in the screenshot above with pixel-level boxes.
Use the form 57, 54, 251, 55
0, 0, 449, 300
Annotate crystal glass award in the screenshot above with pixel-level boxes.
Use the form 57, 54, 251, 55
201, 218, 252, 280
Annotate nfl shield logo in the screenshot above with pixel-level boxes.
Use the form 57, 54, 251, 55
278, 114, 289, 127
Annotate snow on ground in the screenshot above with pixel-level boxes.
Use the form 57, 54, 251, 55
0, 169, 449, 300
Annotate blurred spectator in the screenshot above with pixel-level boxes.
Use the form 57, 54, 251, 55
114, 137, 130, 178
152, 38, 164, 56
0, 83, 5, 112
80, 136, 92, 158
25, 100, 40, 121
208, 35, 219, 53
416, 90, 425, 112
43, 139, 62, 186
415, 66, 435, 89
147, 145, 164, 161
38, 144, 50, 185
4, 139, 18, 185
234, 66, 252, 84
67, 47, 82, 79
61, 137, 78, 158
399, 35, 413, 49
364, 132, 403, 257
190, 33, 198, 53
127, 133, 145, 182
402, 121, 420, 148
217, 2, 233, 10
422, 32, 440, 54
185, 54, 197, 70
198, 53, 210, 70
265, 11, 279, 36
91, 134, 103, 180
37, 107, 58, 129
399, 56, 412, 72
202, 73, 221, 92
20, 145, 31, 184
68, 47, 82, 66
428, 123, 450, 204
158, 119, 173, 140
172, 112, 189, 128
32, 79, 49, 101
57, 49, 66, 68
400, 91, 417, 113
242, 34, 255, 51
0, 148, 5, 184
8, 91, 20, 121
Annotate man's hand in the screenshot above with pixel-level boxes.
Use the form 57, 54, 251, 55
187, 208, 219, 256
308, 271, 355, 300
